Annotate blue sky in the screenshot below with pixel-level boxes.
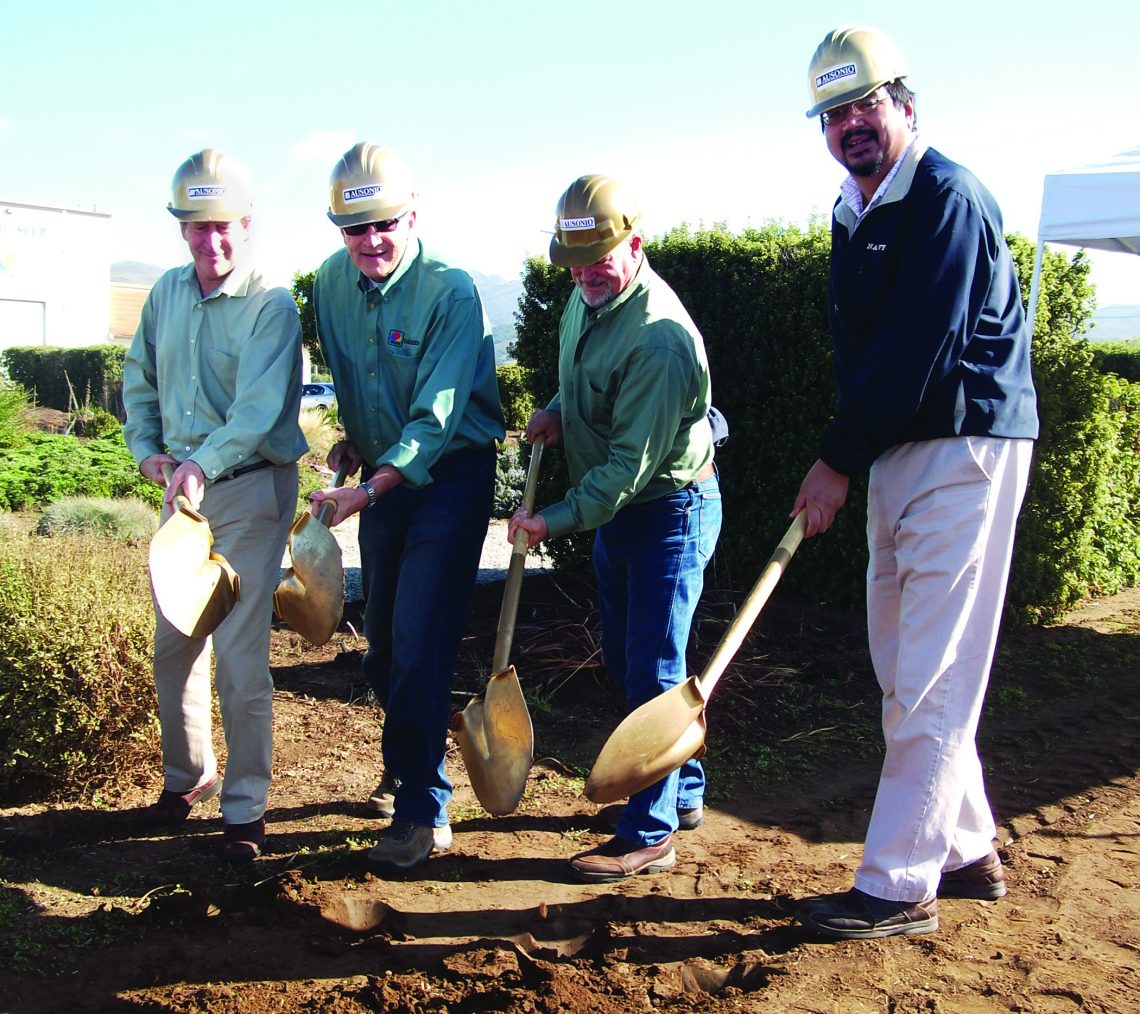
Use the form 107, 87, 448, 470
3, 1, 1138, 305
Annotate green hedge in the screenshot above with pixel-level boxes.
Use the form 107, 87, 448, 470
1, 345, 127, 420
511, 224, 1140, 621
1090, 339, 1140, 383
0, 432, 161, 511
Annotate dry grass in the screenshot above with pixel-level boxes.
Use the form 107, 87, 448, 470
0, 520, 159, 800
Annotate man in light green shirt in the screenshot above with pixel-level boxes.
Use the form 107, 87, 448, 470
510, 175, 721, 883
123, 149, 305, 863
309, 143, 504, 875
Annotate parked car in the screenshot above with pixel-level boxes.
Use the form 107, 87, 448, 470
300, 382, 336, 411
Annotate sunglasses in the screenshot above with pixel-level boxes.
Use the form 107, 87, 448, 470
342, 211, 409, 237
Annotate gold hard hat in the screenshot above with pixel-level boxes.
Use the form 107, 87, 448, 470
167, 149, 251, 222
327, 143, 416, 227
549, 175, 641, 268
806, 25, 908, 118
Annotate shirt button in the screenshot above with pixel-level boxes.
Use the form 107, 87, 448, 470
185, 410, 191, 416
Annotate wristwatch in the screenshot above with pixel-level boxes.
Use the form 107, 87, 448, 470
361, 480, 378, 510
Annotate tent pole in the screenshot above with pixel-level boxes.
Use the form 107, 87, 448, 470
1026, 239, 1045, 336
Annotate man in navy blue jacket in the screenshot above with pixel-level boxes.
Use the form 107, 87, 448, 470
792, 26, 1039, 940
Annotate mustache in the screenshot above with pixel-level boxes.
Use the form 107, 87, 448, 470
841, 128, 876, 148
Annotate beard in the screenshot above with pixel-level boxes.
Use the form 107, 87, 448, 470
840, 128, 886, 178
576, 281, 618, 309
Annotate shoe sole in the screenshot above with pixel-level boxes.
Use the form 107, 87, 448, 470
937, 882, 1007, 900
796, 911, 939, 940
570, 848, 677, 884
365, 800, 396, 818
193, 776, 223, 806
367, 850, 432, 874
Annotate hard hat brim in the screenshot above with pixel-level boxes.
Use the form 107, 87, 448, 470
168, 205, 249, 223
806, 79, 887, 118
327, 200, 413, 229
549, 232, 629, 268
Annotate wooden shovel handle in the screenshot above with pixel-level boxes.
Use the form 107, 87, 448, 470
316, 461, 351, 528
694, 512, 807, 703
492, 436, 545, 673
160, 462, 193, 516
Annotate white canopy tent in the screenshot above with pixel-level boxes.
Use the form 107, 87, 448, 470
1026, 146, 1140, 330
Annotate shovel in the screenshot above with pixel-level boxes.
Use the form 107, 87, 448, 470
584, 512, 807, 804
149, 462, 241, 639
274, 463, 349, 646
453, 436, 545, 816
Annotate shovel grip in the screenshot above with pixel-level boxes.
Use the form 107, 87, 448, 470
696, 513, 806, 701
491, 436, 545, 674
316, 461, 351, 528
160, 461, 193, 516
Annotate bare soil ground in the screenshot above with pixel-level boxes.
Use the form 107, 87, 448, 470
2, 571, 1138, 1013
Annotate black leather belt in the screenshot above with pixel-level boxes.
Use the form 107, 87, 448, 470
217, 459, 273, 482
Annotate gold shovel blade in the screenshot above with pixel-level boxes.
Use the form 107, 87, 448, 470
584, 675, 709, 803
273, 509, 344, 646
453, 665, 534, 815
149, 507, 240, 639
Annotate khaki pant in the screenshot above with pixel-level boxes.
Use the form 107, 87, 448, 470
855, 437, 1032, 902
152, 463, 297, 825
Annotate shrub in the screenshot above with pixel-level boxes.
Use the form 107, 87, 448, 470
496, 363, 537, 432
494, 440, 527, 517
36, 496, 158, 541
0, 381, 31, 450
299, 406, 339, 465
0, 432, 161, 511
0, 519, 158, 800
1090, 339, 1140, 383
1, 345, 126, 419
70, 404, 122, 439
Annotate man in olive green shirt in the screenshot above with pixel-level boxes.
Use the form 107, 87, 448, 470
123, 149, 305, 863
309, 143, 504, 875
510, 175, 721, 882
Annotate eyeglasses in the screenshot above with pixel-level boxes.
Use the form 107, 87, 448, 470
342, 212, 409, 237
821, 94, 886, 127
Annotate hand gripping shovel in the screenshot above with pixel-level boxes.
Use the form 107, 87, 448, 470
149, 463, 240, 639
585, 512, 806, 804
453, 437, 545, 815
274, 462, 349, 646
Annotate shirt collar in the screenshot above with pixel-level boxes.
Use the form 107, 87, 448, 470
179, 261, 256, 300
839, 134, 918, 222
356, 237, 421, 296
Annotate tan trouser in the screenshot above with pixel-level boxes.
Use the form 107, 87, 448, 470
152, 463, 297, 824
855, 437, 1032, 902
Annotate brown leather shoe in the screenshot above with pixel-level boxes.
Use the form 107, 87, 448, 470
569, 834, 676, 883
939, 850, 1007, 900
797, 888, 938, 939
133, 774, 221, 827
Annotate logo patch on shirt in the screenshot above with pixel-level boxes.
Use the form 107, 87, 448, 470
816, 62, 857, 89
187, 186, 226, 200
560, 216, 596, 231
343, 184, 384, 203
866, 242, 887, 252
387, 329, 421, 348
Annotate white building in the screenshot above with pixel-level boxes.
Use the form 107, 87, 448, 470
0, 201, 111, 354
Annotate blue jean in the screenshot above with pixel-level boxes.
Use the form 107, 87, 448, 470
593, 472, 722, 847
357, 447, 496, 828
